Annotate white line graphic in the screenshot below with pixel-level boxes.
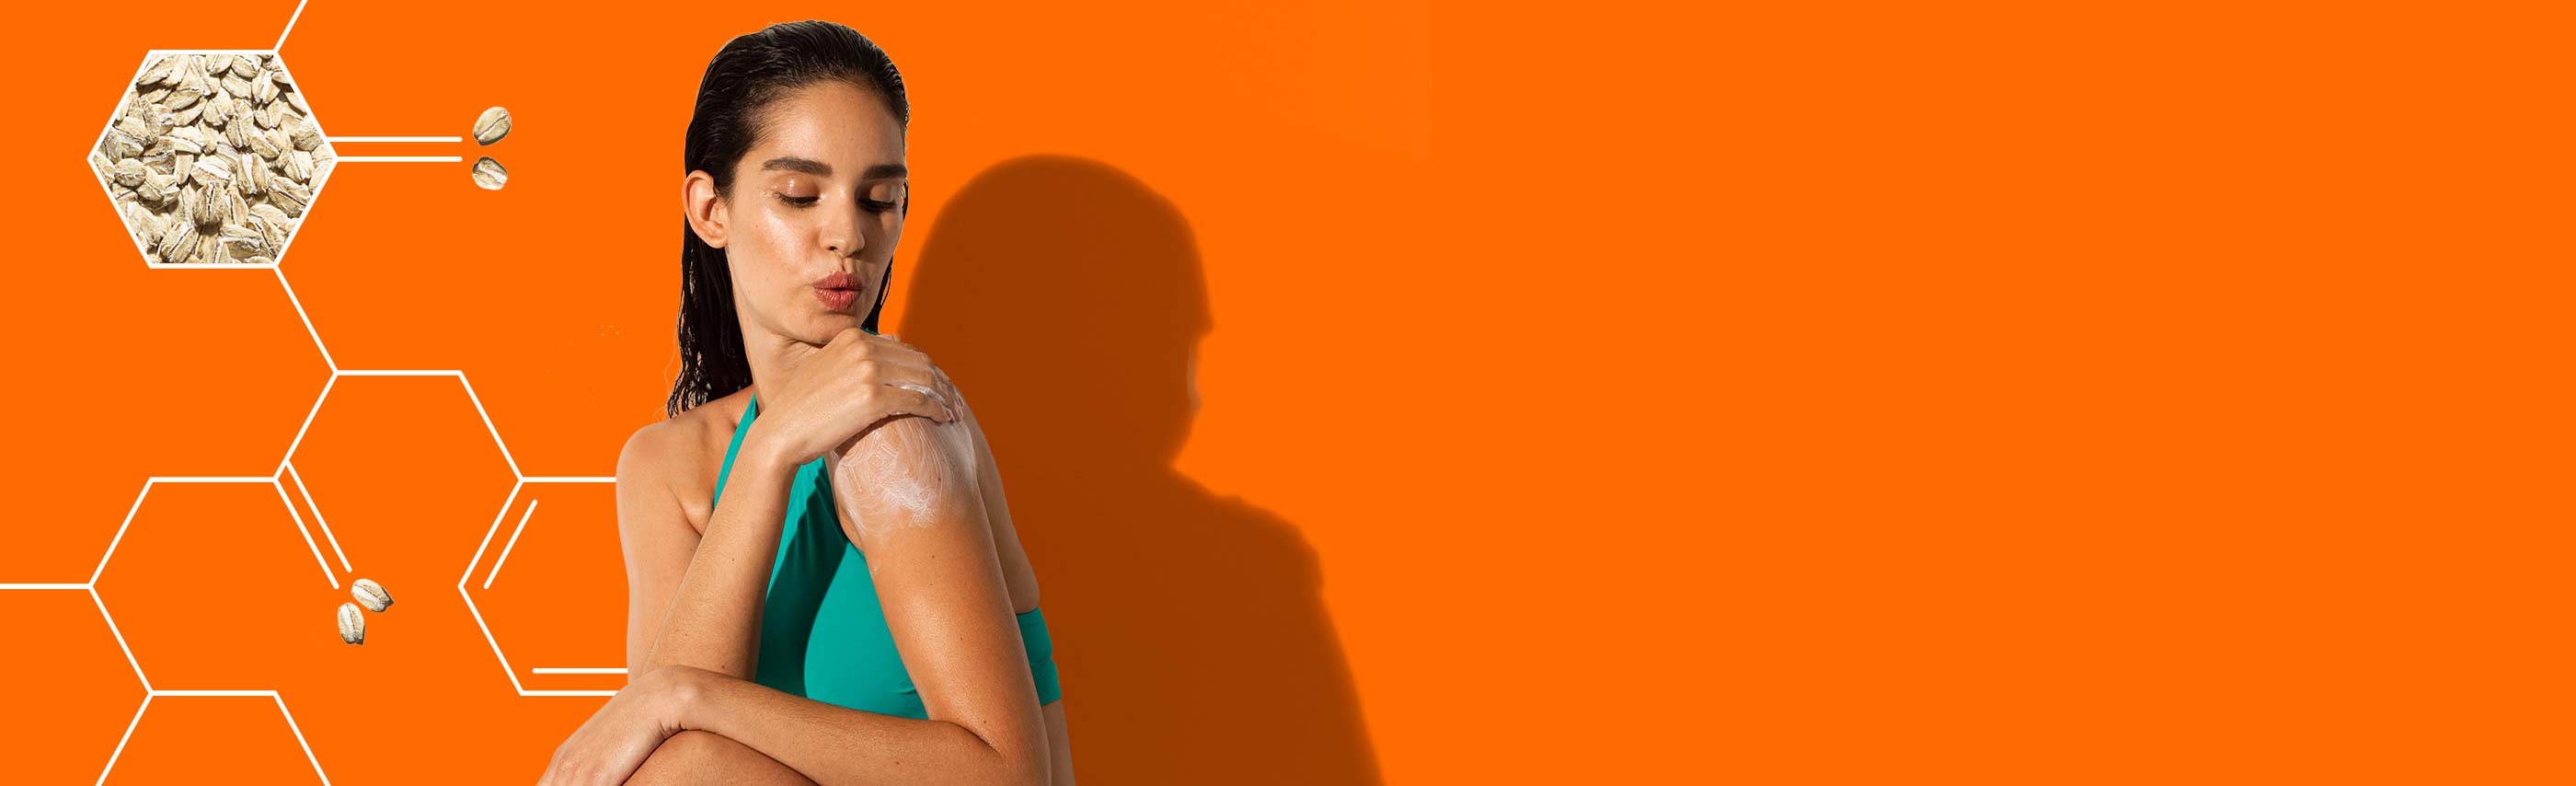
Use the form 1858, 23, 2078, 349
532, 667, 629, 675
484, 500, 539, 589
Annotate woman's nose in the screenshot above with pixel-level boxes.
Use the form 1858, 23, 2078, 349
823, 208, 867, 256
825, 233, 864, 256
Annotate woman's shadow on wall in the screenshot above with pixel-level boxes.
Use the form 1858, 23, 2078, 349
899, 156, 1382, 784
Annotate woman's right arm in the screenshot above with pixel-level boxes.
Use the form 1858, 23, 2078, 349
619, 419, 799, 681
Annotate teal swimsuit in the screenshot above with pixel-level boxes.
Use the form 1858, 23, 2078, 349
714, 393, 1063, 719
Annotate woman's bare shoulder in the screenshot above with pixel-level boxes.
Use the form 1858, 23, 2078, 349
617, 391, 754, 531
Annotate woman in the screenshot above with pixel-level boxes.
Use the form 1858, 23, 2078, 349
541, 21, 1073, 785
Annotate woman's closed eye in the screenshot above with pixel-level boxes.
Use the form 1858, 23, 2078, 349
773, 176, 822, 207
771, 192, 898, 213
862, 182, 906, 214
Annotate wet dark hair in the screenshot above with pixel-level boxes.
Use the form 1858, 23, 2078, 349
669, 19, 911, 418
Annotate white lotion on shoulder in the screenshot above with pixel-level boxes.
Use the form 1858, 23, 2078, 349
832, 415, 978, 538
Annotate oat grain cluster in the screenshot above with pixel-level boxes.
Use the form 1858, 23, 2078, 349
91, 52, 336, 265
337, 578, 395, 645
469, 106, 512, 190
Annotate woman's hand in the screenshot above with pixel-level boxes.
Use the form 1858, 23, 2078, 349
750, 327, 960, 468
538, 665, 700, 786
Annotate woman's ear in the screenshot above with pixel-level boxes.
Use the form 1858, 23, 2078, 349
682, 170, 730, 249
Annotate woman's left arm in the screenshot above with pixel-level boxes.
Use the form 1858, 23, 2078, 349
545, 414, 1051, 786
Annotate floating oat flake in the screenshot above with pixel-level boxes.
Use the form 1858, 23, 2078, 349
471, 156, 508, 191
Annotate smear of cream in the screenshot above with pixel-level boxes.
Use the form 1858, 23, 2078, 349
834, 415, 978, 539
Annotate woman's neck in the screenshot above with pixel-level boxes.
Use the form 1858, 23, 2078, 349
739, 327, 816, 409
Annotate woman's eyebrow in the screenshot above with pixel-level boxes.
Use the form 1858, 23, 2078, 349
759, 156, 908, 179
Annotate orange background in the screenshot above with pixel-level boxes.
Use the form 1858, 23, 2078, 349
8, 1, 2570, 784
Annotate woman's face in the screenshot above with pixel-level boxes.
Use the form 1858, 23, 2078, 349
696, 80, 909, 346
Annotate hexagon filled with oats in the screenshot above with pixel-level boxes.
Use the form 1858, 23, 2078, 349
88, 50, 338, 267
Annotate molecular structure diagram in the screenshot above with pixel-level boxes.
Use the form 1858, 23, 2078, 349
19, 4, 607, 782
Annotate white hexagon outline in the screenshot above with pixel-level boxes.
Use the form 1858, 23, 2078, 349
271, 371, 629, 699
61, 475, 342, 785
87, 47, 343, 271
462, 478, 625, 698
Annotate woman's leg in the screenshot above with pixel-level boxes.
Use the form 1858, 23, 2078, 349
625, 730, 816, 785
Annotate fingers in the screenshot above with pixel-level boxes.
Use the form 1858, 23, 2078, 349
928, 365, 963, 412
858, 334, 932, 370
884, 382, 959, 422
845, 336, 945, 391
826, 331, 929, 376
874, 364, 954, 422
834, 331, 959, 423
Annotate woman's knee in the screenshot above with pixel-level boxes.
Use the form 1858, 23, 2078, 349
627, 731, 812, 785
625, 732, 720, 785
